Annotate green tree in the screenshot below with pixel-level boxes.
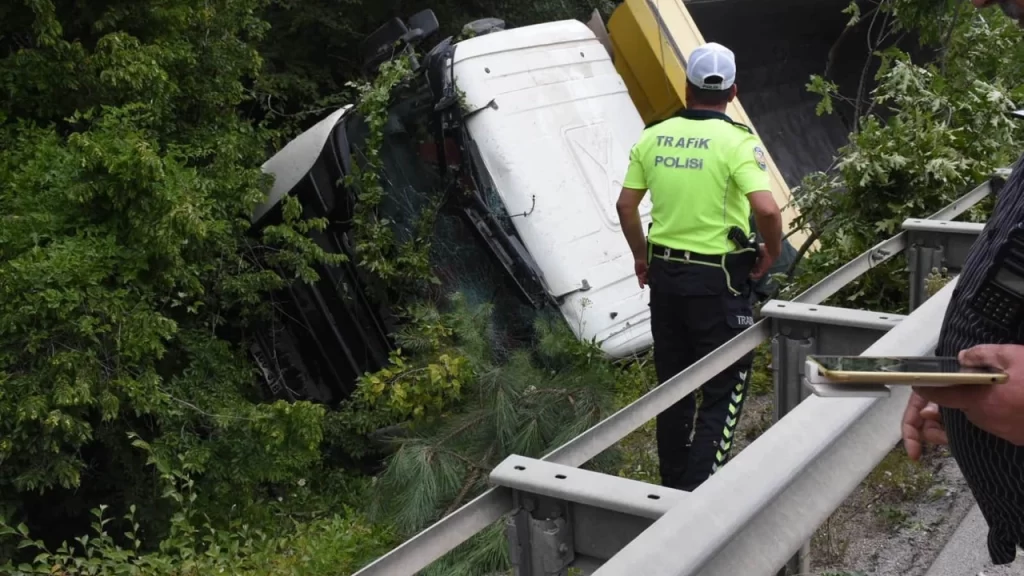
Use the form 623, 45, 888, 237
787, 0, 1024, 310
1, 445, 397, 575
0, 0, 340, 547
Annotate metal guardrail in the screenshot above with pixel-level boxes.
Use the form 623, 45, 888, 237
595, 277, 959, 575
352, 172, 1005, 576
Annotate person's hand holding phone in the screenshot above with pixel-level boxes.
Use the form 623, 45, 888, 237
902, 390, 948, 461
912, 344, 1024, 446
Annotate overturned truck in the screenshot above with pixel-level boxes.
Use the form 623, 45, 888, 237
249, 0, 865, 405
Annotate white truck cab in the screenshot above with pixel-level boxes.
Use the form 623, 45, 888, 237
450, 20, 654, 357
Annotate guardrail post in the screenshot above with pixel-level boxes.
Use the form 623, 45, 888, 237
506, 491, 575, 576
492, 454, 690, 575
771, 333, 813, 425
905, 241, 940, 313
762, 300, 906, 576
771, 329, 813, 576
903, 219, 984, 311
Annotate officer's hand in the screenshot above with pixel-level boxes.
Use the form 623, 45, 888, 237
901, 390, 947, 461
634, 258, 648, 288
913, 344, 1024, 446
750, 244, 774, 280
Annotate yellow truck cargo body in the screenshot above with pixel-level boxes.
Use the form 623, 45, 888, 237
606, 0, 808, 249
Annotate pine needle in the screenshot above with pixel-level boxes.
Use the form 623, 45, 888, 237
368, 293, 631, 558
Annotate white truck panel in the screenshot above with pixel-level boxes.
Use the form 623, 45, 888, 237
255, 105, 353, 224
453, 20, 654, 357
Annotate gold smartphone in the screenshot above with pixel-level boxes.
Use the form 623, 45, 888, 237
806, 355, 1008, 386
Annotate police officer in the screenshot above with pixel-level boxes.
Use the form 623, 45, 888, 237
615, 42, 783, 492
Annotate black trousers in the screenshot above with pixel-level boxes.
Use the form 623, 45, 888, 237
647, 251, 756, 492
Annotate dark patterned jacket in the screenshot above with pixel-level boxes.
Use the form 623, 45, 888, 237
935, 159, 1024, 565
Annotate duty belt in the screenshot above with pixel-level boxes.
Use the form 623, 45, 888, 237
648, 243, 736, 265
647, 242, 756, 296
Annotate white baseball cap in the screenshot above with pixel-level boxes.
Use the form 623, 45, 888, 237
686, 42, 736, 91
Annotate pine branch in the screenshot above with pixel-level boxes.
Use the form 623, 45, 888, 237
434, 446, 491, 473
443, 444, 495, 517
435, 412, 489, 447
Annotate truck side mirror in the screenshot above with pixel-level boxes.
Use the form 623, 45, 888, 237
359, 17, 409, 72
360, 10, 441, 75
407, 9, 440, 41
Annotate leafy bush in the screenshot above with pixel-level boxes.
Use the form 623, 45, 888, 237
0, 0, 339, 553
787, 0, 1024, 311
0, 448, 396, 576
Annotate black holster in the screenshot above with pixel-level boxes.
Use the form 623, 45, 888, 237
725, 251, 758, 298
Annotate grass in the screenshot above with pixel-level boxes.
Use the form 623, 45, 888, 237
865, 448, 936, 505
750, 341, 774, 397
813, 514, 853, 568
740, 401, 773, 443
809, 444, 942, 574
614, 421, 661, 484
863, 448, 937, 533
876, 504, 910, 529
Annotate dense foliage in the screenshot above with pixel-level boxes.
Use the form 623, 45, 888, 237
0, 1, 629, 573
0, 0, 349, 552
786, 0, 1024, 307
1, 0, 1023, 574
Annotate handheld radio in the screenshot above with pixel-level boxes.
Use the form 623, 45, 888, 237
970, 223, 1024, 332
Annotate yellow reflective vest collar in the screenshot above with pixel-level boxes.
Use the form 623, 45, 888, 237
647, 108, 754, 135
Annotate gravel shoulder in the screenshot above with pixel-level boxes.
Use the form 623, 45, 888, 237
809, 447, 976, 576
729, 393, 978, 576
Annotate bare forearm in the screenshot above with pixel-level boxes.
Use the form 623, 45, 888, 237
618, 206, 647, 262
754, 211, 783, 260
